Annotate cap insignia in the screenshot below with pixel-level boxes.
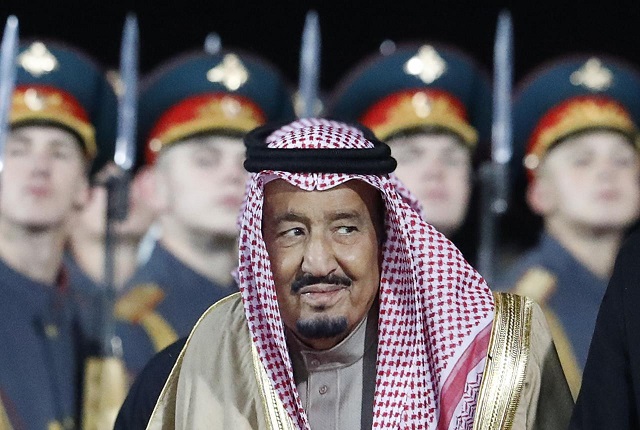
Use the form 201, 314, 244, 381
197, 96, 243, 119
411, 92, 432, 118
22, 88, 62, 111
570, 58, 613, 91
404, 45, 447, 84
206, 54, 249, 91
18, 42, 59, 78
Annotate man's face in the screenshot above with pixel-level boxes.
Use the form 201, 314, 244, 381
389, 133, 472, 236
72, 163, 157, 241
529, 130, 640, 232
262, 179, 383, 350
155, 134, 247, 237
1, 125, 88, 229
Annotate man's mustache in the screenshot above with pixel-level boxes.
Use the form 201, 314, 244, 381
291, 274, 353, 293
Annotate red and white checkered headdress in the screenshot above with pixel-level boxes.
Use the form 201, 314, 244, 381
238, 118, 494, 429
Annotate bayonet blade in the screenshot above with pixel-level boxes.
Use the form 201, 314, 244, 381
298, 10, 321, 118
114, 13, 138, 172
0, 15, 19, 173
491, 9, 513, 213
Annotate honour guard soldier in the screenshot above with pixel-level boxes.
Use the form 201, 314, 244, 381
64, 74, 157, 298
329, 42, 492, 261
115, 47, 296, 376
498, 55, 640, 398
0, 39, 117, 429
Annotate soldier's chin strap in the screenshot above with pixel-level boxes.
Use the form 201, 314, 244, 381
243, 121, 397, 174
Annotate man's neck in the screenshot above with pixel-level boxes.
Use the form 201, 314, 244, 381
159, 226, 237, 286
0, 218, 66, 284
69, 234, 141, 290
545, 219, 626, 279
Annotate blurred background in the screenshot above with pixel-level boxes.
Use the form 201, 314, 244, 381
3, 0, 640, 91
3, 0, 640, 257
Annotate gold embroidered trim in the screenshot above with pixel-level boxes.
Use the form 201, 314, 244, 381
372, 93, 478, 145
151, 116, 260, 151
252, 344, 296, 430
473, 292, 533, 430
529, 100, 637, 167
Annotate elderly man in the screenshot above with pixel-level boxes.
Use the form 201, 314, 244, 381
141, 118, 572, 429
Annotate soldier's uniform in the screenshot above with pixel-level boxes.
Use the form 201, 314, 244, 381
328, 42, 491, 262
115, 48, 295, 376
499, 55, 640, 397
0, 40, 116, 429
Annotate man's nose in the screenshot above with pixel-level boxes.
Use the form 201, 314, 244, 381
30, 152, 53, 176
301, 233, 338, 277
221, 157, 247, 185
596, 157, 619, 181
422, 159, 445, 180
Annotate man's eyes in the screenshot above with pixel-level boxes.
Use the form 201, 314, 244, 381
280, 227, 305, 237
336, 226, 358, 234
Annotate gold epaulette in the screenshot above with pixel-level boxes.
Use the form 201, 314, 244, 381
512, 267, 557, 305
0, 396, 13, 430
114, 284, 178, 352
473, 292, 533, 430
512, 268, 582, 399
114, 283, 165, 323
82, 357, 128, 430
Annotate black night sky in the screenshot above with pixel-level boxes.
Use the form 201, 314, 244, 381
3, 1, 640, 92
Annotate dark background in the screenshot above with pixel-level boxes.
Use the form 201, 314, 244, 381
3, 1, 640, 92
3, 0, 640, 261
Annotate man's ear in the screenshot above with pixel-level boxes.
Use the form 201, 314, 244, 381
131, 165, 151, 198
73, 175, 91, 210
526, 175, 554, 216
141, 165, 170, 213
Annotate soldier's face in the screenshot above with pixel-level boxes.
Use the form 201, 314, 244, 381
529, 130, 640, 231
389, 133, 472, 237
262, 179, 382, 350
1, 125, 88, 229
154, 134, 247, 238
71, 162, 157, 241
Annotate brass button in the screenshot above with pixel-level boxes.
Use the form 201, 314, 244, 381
45, 324, 59, 338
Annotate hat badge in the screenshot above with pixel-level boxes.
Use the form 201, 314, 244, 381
206, 54, 249, 91
404, 45, 447, 84
411, 92, 432, 117
20, 88, 63, 112
18, 42, 59, 78
570, 58, 613, 91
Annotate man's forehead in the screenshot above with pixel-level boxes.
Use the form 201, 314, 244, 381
10, 124, 81, 146
549, 129, 636, 157
183, 133, 244, 146
389, 132, 468, 150
159, 132, 245, 159
262, 178, 383, 218
263, 177, 378, 196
